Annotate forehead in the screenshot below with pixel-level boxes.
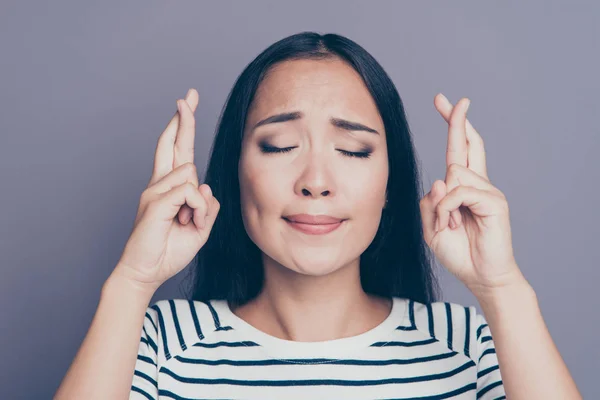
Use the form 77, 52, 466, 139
246, 58, 383, 131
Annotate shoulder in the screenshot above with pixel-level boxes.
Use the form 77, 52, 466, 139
143, 298, 228, 365
404, 298, 488, 363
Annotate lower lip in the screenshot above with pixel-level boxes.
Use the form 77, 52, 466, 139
284, 219, 345, 235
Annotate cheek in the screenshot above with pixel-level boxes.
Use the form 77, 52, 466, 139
346, 168, 388, 212
238, 167, 289, 253
353, 189, 386, 216
240, 166, 285, 216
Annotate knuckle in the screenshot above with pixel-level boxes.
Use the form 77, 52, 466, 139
435, 201, 444, 215
498, 194, 509, 209
185, 164, 199, 182
146, 198, 160, 214
139, 188, 152, 204
183, 162, 196, 173
496, 188, 506, 200
175, 162, 195, 174
448, 163, 461, 175
184, 181, 197, 194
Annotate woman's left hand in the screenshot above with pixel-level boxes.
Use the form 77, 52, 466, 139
419, 93, 525, 296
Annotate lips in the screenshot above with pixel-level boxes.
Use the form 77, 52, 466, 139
283, 214, 346, 235
283, 214, 344, 224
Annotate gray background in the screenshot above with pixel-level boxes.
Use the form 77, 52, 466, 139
1, 1, 597, 398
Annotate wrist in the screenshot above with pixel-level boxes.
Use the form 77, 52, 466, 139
474, 276, 537, 310
103, 265, 158, 301
467, 262, 528, 297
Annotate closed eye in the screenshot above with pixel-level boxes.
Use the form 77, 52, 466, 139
259, 145, 372, 159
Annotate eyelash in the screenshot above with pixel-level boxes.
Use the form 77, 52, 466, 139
259, 145, 372, 159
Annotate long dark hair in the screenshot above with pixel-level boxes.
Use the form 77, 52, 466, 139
182, 31, 442, 308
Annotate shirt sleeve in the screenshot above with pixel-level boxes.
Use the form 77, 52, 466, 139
129, 306, 160, 400
472, 308, 506, 399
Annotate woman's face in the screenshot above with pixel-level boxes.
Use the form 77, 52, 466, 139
239, 58, 388, 276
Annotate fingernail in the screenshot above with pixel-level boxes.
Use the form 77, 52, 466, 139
181, 212, 189, 225
465, 99, 471, 112
435, 218, 439, 232
185, 88, 192, 100
177, 99, 182, 113
449, 215, 456, 229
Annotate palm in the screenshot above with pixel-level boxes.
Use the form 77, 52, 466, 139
162, 220, 208, 280
429, 206, 476, 282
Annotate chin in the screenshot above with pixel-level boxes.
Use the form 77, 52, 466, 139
285, 254, 345, 277
291, 266, 338, 277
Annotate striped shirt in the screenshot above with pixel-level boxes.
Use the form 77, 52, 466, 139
130, 297, 505, 399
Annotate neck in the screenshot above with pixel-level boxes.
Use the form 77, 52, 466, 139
230, 256, 392, 342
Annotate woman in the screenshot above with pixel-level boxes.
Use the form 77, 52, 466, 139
55, 32, 581, 399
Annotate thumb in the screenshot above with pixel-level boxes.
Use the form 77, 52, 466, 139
203, 192, 220, 232
193, 184, 220, 232
421, 180, 448, 236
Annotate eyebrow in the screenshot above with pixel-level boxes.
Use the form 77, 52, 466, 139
251, 111, 379, 135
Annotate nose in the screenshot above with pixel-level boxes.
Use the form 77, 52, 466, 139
302, 188, 330, 198
294, 148, 335, 200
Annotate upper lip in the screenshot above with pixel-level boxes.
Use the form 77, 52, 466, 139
283, 214, 345, 224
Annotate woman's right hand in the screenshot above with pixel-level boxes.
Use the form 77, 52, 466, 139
114, 88, 220, 292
